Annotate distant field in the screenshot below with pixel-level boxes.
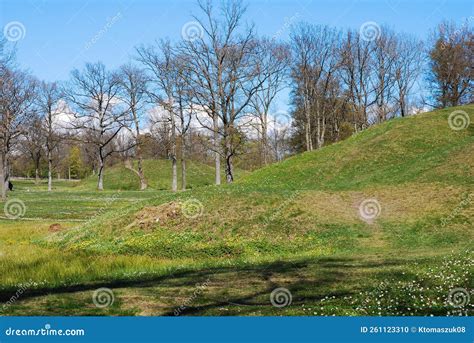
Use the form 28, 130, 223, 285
0, 106, 472, 316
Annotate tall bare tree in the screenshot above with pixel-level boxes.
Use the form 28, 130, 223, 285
340, 30, 377, 128
0, 62, 37, 199
181, 0, 267, 183
393, 34, 423, 116
21, 115, 44, 184
137, 40, 182, 192
427, 21, 473, 108
117, 64, 149, 190
64, 62, 129, 191
290, 23, 343, 149
373, 27, 398, 122
37, 81, 62, 191
250, 39, 289, 164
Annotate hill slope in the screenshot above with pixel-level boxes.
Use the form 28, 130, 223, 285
54, 105, 474, 252
38, 105, 473, 315
239, 105, 474, 190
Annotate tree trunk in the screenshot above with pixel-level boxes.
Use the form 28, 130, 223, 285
47, 147, 52, 191
171, 155, 178, 192
133, 113, 147, 191
181, 134, 186, 191
97, 153, 104, 191
225, 155, 234, 183
170, 109, 178, 193
400, 93, 406, 117
261, 116, 268, 165
48, 158, 52, 191
35, 167, 40, 185
137, 156, 147, 191
305, 106, 313, 151
213, 114, 221, 185
224, 134, 234, 183
0, 153, 7, 200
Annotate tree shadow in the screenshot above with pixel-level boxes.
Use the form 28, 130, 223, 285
0, 254, 414, 316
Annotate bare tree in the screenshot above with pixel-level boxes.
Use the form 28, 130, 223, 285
21, 115, 44, 184
0, 63, 37, 199
37, 81, 62, 191
373, 27, 398, 122
181, 0, 267, 183
64, 62, 129, 191
137, 40, 181, 192
117, 64, 149, 190
340, 30, 377, 128
290, 23, 316, 151
290, 23, 343, 149
249, 38, 289, 165
393, 34, 423, 116
427, 21, 473, 108
173, 54, 193, 190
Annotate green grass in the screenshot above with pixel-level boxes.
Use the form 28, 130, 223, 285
0, 105, 473, 316
79, 159, 249, 191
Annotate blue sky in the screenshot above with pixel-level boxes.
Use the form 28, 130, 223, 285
1, 0, 473, 112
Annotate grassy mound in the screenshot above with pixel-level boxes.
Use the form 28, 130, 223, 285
79, 159, 248, 191
50, 105, 474, 257
16, 105, 473, 315
238, 105, 474, 190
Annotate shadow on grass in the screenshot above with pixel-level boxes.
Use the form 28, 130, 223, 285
0, 254, 413, 316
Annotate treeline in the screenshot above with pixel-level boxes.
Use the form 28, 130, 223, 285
0, 0, 472, 197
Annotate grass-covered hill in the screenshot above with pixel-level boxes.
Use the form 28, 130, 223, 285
53, 105, 474, 257
239, 105, 474, 190
3, 105, 472, 316
79, 159, 248, 191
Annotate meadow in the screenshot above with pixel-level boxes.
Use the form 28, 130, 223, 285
0, 106, 473, 316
